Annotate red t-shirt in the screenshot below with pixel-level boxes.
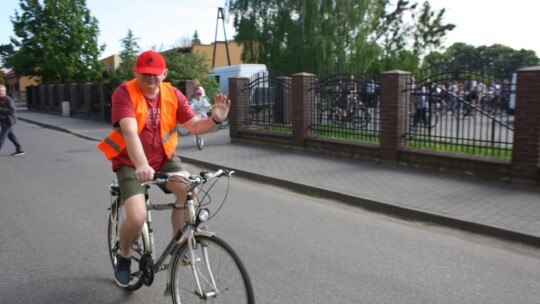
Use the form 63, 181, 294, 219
110, 83, 195, 171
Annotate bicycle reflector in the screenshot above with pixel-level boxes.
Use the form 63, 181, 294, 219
197, 208, 210, 223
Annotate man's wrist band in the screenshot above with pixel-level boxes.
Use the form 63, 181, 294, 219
212, 116, 222, 125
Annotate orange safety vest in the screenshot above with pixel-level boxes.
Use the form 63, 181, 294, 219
97, 79, 179, 160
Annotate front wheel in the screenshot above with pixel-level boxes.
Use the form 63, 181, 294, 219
107, 198, 150, 291
170, 235, 254, 304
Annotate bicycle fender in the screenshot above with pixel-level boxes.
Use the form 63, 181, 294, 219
194, 231, 216, 238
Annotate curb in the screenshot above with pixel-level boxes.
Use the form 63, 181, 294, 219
182, 156, 540, 249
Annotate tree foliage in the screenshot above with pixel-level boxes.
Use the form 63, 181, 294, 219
227, 0, 454, 75
191, 31, 202, 45
162, 50, 220, 99
423, 43, 540, 81
228, 0, 384, 75
107, 29, 141, 84
5, 0, 104, 84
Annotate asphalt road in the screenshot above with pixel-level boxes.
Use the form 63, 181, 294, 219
1, 120, 539, 304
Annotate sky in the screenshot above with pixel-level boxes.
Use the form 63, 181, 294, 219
1, 0, 540, 61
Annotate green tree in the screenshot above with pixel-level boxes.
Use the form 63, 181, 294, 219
5, 0, 105, 84
192, 31, 201, 45
108, 29, 141, 83
423, 43, 540, 81
374, 0, 454, 72
0, 44, 15, 66
227, 0, 385, 75
227, 0, 453, 75
162, 50, 220, 99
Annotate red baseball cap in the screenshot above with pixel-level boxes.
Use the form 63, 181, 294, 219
135, 50, 166, 75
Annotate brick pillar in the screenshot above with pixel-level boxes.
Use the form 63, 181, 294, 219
511, 67, 540, 185
291, 73, 315, 146
379, 70, 410, 163
276, 76, 291, 124
228, 77, 249, 138
182, 80, 195, 99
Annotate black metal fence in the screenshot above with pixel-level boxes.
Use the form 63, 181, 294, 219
309, 73, 381, 143
244, 70, 292, 134
405, 71, 515, 159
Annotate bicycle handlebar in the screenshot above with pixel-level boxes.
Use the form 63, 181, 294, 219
142, 169, 235, 187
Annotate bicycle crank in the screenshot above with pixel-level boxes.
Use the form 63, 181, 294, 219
140, 253, 154, 286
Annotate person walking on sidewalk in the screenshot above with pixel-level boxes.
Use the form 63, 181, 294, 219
0, 85, 25, 156
97, 50, 230, 288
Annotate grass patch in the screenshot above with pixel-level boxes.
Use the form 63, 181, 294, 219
407, 139, 512, 159
312, 125, 380, 144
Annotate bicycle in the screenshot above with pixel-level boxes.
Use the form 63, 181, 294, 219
176, 125, 203, 150
107, 169, 254, 303
317, 98, 371, 128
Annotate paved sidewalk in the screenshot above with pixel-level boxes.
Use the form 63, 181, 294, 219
17, 109, 540, 247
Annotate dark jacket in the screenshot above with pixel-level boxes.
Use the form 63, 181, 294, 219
0, 95, 17, 127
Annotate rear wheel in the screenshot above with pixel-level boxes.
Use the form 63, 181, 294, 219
107, 198, 149, 291
350, 108, 371, 128
177, 124, 191, 136
170, 235, 254, 303
196, 135, 204, 150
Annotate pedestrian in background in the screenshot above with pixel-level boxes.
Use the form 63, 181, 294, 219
0, 85, 25, 156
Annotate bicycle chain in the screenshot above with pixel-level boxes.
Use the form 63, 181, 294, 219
140, 253, 154, 286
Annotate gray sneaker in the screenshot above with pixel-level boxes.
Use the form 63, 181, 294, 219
11, 151, 25, 156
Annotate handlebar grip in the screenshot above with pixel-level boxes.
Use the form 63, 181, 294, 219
201, 169, 224, 180
154, 172, 169, 180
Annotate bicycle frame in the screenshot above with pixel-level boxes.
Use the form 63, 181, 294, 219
140, 172, 225, 297
143, 187, 201, 273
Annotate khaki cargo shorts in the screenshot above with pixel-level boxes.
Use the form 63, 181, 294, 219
115, 156, 186, 202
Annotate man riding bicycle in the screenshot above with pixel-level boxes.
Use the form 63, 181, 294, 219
97, 50, 230, 287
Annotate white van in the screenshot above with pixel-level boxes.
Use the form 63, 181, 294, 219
209, 64, 267, 95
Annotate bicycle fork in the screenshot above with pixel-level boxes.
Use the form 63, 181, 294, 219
187, 231, 220, 298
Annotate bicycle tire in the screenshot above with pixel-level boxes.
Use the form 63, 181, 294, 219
350, 108, 371, 128
170, 235, 254, 304
177, 125, 191, 136
196, 135, 204, 150
107, 198, 150, 291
